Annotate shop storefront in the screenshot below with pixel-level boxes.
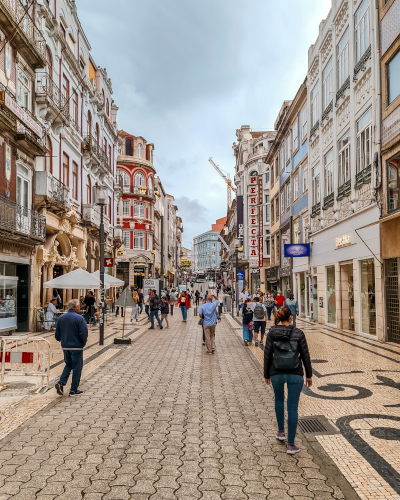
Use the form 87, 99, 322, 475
310, 206, 383, 339
250, 268, 260, 293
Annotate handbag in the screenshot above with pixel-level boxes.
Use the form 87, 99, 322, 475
248, 321, 255, 331
198, 313, 204, 326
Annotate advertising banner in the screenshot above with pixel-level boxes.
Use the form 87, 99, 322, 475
236, 195, 244, 243
283, 244, 311, 257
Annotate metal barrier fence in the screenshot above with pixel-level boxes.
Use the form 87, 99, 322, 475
0, 337, 51, 393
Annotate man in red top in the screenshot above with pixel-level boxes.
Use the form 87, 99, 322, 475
177, 291, 191, 322
275, 291, 286, 310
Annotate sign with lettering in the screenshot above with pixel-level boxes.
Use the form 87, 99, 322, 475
258, 174, 263, 268
5, 144, 11, 182
236, 195, 244, 243
248, 174, 258, 268
0, 91, 43, 138
335, 234, 351, 248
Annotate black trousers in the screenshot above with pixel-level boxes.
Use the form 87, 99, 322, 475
170, 304, 174, 316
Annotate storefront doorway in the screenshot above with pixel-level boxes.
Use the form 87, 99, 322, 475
340, 263, 354, 331
52, 265, 64, 309
312, 276, 318, 322
300, 273, 305, 316
326, 265, 336, 325
385, 258, 400, 344
360, 258, 376, 335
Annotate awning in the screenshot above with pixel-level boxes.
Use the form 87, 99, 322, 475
91, 270, 125, 287
44, 268, 109, 289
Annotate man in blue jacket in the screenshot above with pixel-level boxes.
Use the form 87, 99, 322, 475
55, 299, 88, 397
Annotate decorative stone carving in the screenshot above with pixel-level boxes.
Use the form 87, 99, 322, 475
310, 135, 320, 162
322, 118, 333, 148
336, 96, 350, 130
320, 30, 332, 65
355, 68, 372, 108
334, 0, 349, 38
309, 56, 319, 86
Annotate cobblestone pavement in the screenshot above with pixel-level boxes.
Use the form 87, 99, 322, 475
227, 314, 400, 500
0, 311, 355, 500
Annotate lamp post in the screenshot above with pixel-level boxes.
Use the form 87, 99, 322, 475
94, 184, 108, 346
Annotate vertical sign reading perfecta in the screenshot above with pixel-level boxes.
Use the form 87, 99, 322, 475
258, 174, 263, 268
248, 175, 258, 268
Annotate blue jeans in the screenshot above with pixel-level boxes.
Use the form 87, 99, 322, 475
150, 310, 162, 328
181, 305, 187, 321
243, 324, 250, 341
145, 304, 149, 317
271, 374, 304, 445
138, 303, 143, 314
60, 350, 83, 392
266, 307, 273, 320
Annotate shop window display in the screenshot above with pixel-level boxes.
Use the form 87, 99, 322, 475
360, 259, 376, 335
326, 265, 336, 324
388, 155, 400, 212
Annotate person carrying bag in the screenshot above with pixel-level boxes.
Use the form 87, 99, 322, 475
264, 305, 312, 455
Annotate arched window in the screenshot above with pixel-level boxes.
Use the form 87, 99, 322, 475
148, 177, 153, 191
45, 136, 52, 174
137, 143, 142, 158
87, 110, 92, 135
106, 98, 109, 117
46, 46, 52, 79
95, 123, 99, 144
134, 172, 145, 187
86, 175, 91, 204
119, 170, 129, 188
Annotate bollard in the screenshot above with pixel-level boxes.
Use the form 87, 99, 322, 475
194, 306, 197, 316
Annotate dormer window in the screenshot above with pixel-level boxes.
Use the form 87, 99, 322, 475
137, 143, 143, 158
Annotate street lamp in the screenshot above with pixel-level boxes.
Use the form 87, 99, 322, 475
94, 184, 108, 346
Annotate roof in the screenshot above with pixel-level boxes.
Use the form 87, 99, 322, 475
212, 217, 227, 232
250, 131, 265, 138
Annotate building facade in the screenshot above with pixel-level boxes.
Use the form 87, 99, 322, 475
193, 218, 226, 273
233, 126, 276, 293
378, 0, 400, 344
307, 0, 383, 340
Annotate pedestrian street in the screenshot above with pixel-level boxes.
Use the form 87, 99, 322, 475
0, 311, 399, 499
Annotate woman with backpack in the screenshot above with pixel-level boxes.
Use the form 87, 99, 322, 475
242, 298, 253, 346
264, 294, 275, 321
264, 305, 312, 455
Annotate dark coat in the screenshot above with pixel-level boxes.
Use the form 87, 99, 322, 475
55, 310, 88, 350
150, 294, 161, 311
264, 325, 312, 379
242, 305, 253, 325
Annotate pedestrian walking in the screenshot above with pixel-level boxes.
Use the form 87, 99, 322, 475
160, 295, 170, 328
144, 290, 150, 318
264, 306, 313, 454
195, 290, 200, 306
115, 289, 124, 317
137, 288, 144, 315
198, 293, 219, 354
169, 289, 176, 316
148, 290, 163, 329
84, 291, 97, 324
239, 288, 247, 311
242, 298, 254, 346
177, 290, 191, 322
127, 290, 139, 325
285, 294, 299, 327
275, 291, 285, 310
55, 299, 88, 397
265, 293, 275, 321
246, 296, 267, 346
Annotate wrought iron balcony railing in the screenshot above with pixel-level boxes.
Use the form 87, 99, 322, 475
82, 134, 110, 171
35, 171, 70, 207
353, 45, 371, 82
311, 203, 321, 218
0, 0, 46, 63
0, 195, 45, 241
309, 120, 319, 138
337, 180, 351, 199
321, 101, 333, 123
336, 76, 351, 106
133, 186, 155, 198
355, 164, 372, 188
35, 72, 69, 120
82, 204, 110, 233
323, 192, 334, 209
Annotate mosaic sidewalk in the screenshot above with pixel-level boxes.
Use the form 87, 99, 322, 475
227, 313, 400, 500
0, 310, 352, 499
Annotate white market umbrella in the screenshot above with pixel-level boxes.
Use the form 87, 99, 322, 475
44, 267, 108, 289
91, 270, 124, 287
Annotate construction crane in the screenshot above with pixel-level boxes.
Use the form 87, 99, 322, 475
208, 157, 237, 209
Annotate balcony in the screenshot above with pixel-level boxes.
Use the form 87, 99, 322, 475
337, 180, 351, 200
309, 121, 319, 139
57, 26, 82, 79
355, 164, 372, 188
0, 0, 46, 68
353, 45, 371, 82
132, 186, 155, 199
82, 204, 111, 234
323, 192, 334, 209
82, 134, 110, 173
35, 72, 70, 126
35, 171, 70, 210
311, 203, 321, 218
335, 76, 350, 106
0, 195, 45, 242
321, 102, 333, 123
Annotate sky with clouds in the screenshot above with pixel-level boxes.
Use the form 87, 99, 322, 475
77, 0, 332, 246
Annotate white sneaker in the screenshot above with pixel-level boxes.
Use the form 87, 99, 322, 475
132, 321, 138, 325
126, 321, 133, 324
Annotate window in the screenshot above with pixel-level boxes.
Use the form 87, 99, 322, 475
355, 0, 370, 63
302, 165, 308, 192
271, 201, 275, 223
303, 217, 309, 243
134, 172, 145, 187
95, 123, 99, 144
388, 155, 400, 212
108, 196, 112, 220
72, 161, 78, 200
106, 99, 109, 117
45, 137, 52, 174
265, 171, 270, 183
108, 145, 112, 163
17, 69, 30, 109
293, 172, 299, 201
337, 28, 349, 88
134, 201, 144, 218
311, 81, 319, 127
148, 177, 153, 191
122, 230, 130, 248
338, 132, 350, 185
103, 138, 107, 154
137, 143, 143, 158
62, 73, 69, 102
356, 107, 372, 173
266, 202, 270, 222
280, 189, 285, 215
294, 222, 300, 244
68, 34, 75, 53
293, 121, 298, 151
134, 232, 145, 250
323, 58, 333, 110
63, 152, 69, 187
87, 110, 92, 134
280, 147, 284, 172
388, 50, 400, 104
324, 149, 334, 195
275, 198, 279, 221
60, 22, 66, 38
312, 164, 320, 205
72, 90, 78, 125
46, 45, 53, 78
286, 182, 291, 211
286, 134, 291, 162
86, 176, 91, 203
16, 164, 30, 210
326, 265, 336, 324
122, 200, 130, 216
147, 233, 153, 251
302, 108, 307, 139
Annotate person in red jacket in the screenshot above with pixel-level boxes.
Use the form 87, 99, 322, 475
177, 291, 191, 322
275, 291, 286, 310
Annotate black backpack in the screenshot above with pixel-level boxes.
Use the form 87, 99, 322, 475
254, 303, 265, 320
272, 329, 300, 370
